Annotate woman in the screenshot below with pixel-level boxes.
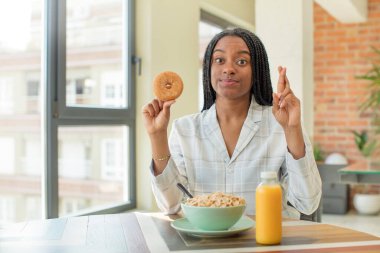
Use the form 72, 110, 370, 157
142, 28, 321, 218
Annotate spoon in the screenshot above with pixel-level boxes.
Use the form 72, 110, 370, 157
176, 183, 193, 198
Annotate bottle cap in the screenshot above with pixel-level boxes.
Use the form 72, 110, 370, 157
260, 171, 277, 179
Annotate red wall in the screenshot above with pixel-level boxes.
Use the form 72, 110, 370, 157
314, 0, 380, 168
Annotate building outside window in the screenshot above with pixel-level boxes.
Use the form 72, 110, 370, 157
0, 78, 14, 114
0, 198, 15, 226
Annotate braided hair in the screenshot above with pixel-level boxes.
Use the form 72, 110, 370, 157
202, 28, 273, 111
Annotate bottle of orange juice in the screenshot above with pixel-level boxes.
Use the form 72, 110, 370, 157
255, 171, 282, 245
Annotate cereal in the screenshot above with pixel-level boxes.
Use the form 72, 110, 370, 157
185, 192, 245, 207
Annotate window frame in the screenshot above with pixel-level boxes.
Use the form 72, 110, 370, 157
43, 0, 135, 219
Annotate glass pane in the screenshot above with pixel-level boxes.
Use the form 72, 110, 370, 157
66, 0, 126, 108
58, 125, 129, 216
0, 0, 42, 226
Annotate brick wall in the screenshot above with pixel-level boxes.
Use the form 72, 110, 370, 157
314, 0, 380, 168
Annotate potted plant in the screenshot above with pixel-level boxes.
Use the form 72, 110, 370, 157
351, 131, 380, 215
352, 47, 380, 215
355, 46, 380, 168
356, 46, 380, 133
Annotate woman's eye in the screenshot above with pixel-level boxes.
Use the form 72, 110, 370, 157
214, 58, 224, 64
237, 59, 248, 65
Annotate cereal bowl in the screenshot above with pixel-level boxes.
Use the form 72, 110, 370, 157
181, 203, 246, 231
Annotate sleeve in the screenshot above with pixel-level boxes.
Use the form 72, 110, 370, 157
149, 121, 188, 214
280, 128, 322, 216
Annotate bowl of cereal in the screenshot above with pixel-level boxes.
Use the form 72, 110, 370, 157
181, 192, 246, 231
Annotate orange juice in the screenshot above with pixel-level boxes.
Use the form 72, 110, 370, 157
255, 171, 282, 245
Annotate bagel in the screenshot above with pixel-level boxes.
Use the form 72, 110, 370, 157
153, 71, 183, 101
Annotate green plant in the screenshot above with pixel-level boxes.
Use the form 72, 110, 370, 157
352, 130, 377, 157
356, 46, 380, 133
313, 144, 324, 162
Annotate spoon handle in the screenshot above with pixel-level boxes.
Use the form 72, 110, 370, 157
176, 183, 194, 198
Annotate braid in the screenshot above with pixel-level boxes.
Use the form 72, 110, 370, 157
202, 28, 273, 111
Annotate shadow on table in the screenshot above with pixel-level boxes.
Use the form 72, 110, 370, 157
151, 216, 317, 251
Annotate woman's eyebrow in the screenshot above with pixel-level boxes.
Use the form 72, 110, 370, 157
212, 49, 250, 56
213, 49, 225, 53
239, 50, 250, 56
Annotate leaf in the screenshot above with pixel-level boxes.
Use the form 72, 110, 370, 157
362, 140, 377, 157
352, 130, 365, 150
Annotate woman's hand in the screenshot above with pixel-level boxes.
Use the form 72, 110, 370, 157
142, 99, 175, 175
272, 66, 305, 159
142, 99, 176, 136
272, 66, 301, 130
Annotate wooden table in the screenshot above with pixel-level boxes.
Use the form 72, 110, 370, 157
1, 212, 379, 253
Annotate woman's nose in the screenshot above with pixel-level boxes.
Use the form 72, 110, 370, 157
223, 61, 235, 75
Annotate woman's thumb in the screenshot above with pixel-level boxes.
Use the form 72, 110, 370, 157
162, 100, 176, 115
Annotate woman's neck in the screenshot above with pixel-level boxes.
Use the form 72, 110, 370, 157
215, 97, 251, 123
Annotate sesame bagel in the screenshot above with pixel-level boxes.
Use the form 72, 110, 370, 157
153, 71, 183, 101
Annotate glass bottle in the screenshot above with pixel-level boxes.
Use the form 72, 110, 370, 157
255, 171, 282, 245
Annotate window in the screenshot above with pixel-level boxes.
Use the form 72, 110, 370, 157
27, 80, 40, 97
26, 79, 40, 113
101, 138, 125, 180
60, 198, 87, 216
100, 71, 124, 107
0, 0, 135, 225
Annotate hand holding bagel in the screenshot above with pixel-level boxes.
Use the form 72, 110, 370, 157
142, 99, 175, 135
142, 71, 184, 175
142, 71, 183, 135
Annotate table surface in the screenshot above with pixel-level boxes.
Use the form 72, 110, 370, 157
0, 212, 379, 253
339, 162, 380, 174
338, 162, 380, 184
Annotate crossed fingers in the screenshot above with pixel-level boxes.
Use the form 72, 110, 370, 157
276, 66, 296, 109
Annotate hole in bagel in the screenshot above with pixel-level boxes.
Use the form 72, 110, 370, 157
165, 82, 172, 89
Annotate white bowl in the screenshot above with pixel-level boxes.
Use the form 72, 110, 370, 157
353, 194, 380, 215
324, 153, 348, 165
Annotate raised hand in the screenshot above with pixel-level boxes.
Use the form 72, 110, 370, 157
142, 99, 176, 135
272, 66, 305, 159
272, 66, 301, 130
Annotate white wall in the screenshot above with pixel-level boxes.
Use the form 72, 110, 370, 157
135, 0, 255, 211
255, 0, 314, 138
202, 0, 255, 25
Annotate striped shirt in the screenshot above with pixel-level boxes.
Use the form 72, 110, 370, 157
150, 99, 322, 219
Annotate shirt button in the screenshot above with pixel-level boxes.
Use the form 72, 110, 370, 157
227, 168, 233, 174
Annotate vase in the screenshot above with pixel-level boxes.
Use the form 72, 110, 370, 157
353, 193, 380, 215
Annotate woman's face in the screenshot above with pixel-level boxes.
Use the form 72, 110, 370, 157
210, 35, 252, 102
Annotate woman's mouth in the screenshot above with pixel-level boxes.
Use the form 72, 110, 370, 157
220, 79, 238, 86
